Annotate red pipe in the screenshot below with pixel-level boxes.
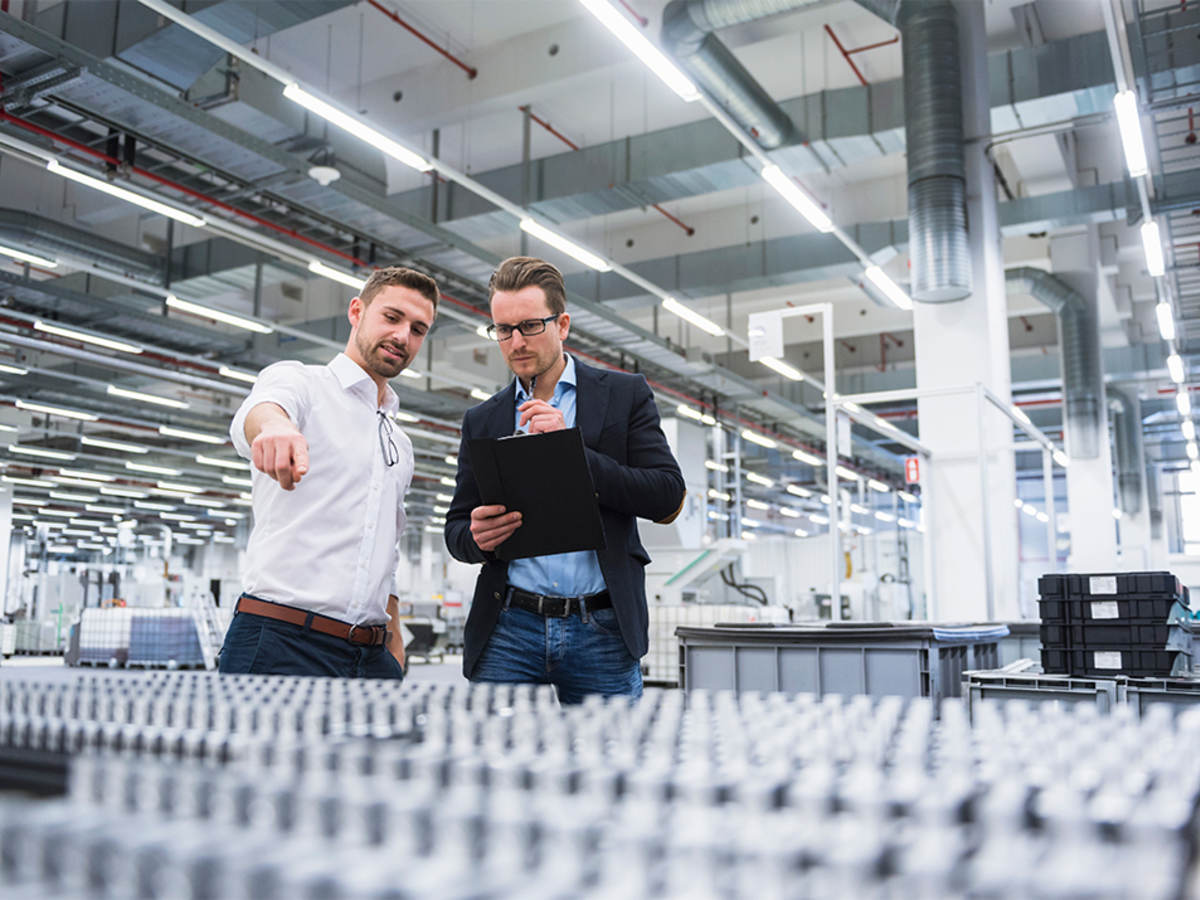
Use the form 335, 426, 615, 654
616, 0, 649, 27
520, 105, 695, 236
824, 25, 897, 87
365, 0, 477, 79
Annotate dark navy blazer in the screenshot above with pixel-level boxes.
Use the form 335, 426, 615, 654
444, 356, 685, 678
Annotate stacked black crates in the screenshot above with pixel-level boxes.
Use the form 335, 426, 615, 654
1037, 572, 1191, 677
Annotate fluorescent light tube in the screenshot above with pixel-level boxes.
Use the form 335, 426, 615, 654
745, 472, 774, 487
195, 455, 246, 470
741, 518, 762, 529
107, 384, 189, 409
850, 503, 870, 515
809, 513, 830, 525
8, 444, 75, 460
475, 325, 491, 340
760, 357, 805, 381
793, 528, 810, 537
126, 462, 182, 476
0, 243, 57, 268
157, 425, 225, 444
746, 498, 770, 510
836, 465, 861, 481
519, 218, 612, 272
34, 319, 142, 354
661, 297, 724, 336
218, 365, 258, 384
57, 468, 114, 482
283, 83, 431, 172
741, 429, 776, 449
708, 488, 731, 502
16, 399, 99, 422
863, 266, 914, 311
399, 369, 423, 380
1157, 302, 1176, 341
134, 501, 175, 512
1188, 442, 1198, 461
867, 479, 890, 493
166, 295, 273, 334
760, 164, 833, 233
85, 505, 125, 515
1168, 353, 1185, 384
875, 510, 896, 522
81, 436, 147, 454
156, 480, 206, 494
100, 486, 148, 498
2, 476, 53, 487
222, 475, 252, 487
469, 388, 491, 401
1184, 420, 1196, 442
576, 0, 700, 102
1113, 90, 1149, 178
185, 497, 226, 508
37, 508, 77, 517
704, 460, 729, 473
1142, 221, 1165, 277
0, 364, 24, 376
786, 484, 812, 497
47, 160, 207, 227
1178, 390, 1192, 417
898, 490, 918, 503
1052, 450, 1069, 468
792, 448, 824, 466
308, 260, 367, 290
779, 507, 801, 518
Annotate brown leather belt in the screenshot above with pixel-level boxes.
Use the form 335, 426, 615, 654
507, 586, 611, 618
236, 594, 388, 647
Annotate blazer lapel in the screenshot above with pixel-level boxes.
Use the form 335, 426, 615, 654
483, 383, 518, 437
574, 357, 609, 448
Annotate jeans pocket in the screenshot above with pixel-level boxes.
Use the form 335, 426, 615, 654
586, 606, 622, 637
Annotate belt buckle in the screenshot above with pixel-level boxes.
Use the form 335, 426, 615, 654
538, 595, 569, 618
346, 624, 361, 644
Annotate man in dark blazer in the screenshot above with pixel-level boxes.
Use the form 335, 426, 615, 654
444, 256, 685, 703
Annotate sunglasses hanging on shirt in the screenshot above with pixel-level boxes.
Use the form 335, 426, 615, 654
377, 411, 399, 467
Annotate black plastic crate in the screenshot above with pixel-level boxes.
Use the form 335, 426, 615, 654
1037, 598, 1070, 623
1040, 623, 1068, 647
1069, 622, 1171, 646
1066, 596, 1182, 622
1041, 647, 1069, 674
1043, 572, 1183, 600
1067, 647, 1177, 678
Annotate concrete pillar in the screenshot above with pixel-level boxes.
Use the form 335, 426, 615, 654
1052, 228, 1119, 569
912, 0, 1019, 620
1114, 390, 1152, 568
0, 483, 12, 615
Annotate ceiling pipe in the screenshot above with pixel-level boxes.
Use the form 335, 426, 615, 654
0, 209, 160, 278
660, 0, 829, 149
1006, 267, 1103, 459
1108, 387, 1144, 516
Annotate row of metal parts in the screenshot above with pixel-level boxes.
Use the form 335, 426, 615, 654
0, 674, 1198, 897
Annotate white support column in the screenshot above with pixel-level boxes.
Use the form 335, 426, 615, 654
912, 0, 1018, 621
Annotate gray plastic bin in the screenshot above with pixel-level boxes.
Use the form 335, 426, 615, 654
964, 669, 1121, 721
1122, 677, 1200, 717
676, 622, 1009, 704
996, 621, 1041, 666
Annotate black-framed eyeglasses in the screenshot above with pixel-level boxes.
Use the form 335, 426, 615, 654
377, 411, 399, 467
485, 314, 559, 342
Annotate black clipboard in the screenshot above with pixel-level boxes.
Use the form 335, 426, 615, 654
468, 427, 606, 561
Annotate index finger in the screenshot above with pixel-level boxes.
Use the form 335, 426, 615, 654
293, 439, 309, 476
472, 504, 508, 518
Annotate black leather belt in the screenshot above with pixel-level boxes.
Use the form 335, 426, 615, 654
507, 586, 611, 618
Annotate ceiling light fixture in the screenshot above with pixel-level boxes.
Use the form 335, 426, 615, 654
1168, 353, 1186, 384
0, 243, 57, 268
8, 444, 75, 460
740, 429, 776, 449
745, 472, 774, 487
519, 218, 612, 272
1156, 302, 1176, 341
469, 388, 491, 402
57, 468, 114, 482
792, 448, 824, 466
125, 461, 181, 476
15, 399, 99, 422
1113, 89, 1149, 178
1178, 390, 1192, 417
157, 425, 225, 444
195, 455, 246, 470
1184, 420, 1196, 442
576, 0, 700, 102
47, 160, 207, 227
760, 164, 833, 233
33, 319, 142, 355
863, 266, 914, 311
81, 436, 148, 454
218, 365, 258, 384
166, 295, 273, 334
759, 357, 805, 381
307, 259, 367, 290
283, 83, 432, 172
106, 384, 189, 409
1142, 221, 1166, 277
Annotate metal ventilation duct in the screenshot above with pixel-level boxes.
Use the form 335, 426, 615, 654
894, 0, 971, 302
661, 0, 829, 148
1006, 267, 1102, 459
1108, 388, 1144, 516
0, 209, 160, 278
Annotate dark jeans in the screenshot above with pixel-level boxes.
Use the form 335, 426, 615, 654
471, 600, 642, 704
218, 611, 404, 679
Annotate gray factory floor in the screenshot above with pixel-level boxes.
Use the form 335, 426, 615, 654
0, 654, 470, 685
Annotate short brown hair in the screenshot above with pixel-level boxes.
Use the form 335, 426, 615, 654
488, 256, 566, 315
360, 266, 439, 311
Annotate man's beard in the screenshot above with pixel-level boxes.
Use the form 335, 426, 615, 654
358, 332, 408, 377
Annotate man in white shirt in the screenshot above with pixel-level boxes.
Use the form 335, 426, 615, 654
219, 266, 438, 678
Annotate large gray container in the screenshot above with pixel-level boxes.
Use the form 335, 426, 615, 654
1123, 677, 1200, 717
964, 669, 1121, 721
676, 623, 1009, 703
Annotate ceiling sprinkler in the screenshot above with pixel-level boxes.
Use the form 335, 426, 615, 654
307, 165, 341, 186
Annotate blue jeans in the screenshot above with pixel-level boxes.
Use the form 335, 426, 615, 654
471, 600, 643, 704
218, 611, 404, 679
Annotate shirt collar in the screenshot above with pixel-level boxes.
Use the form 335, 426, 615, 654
515, 353, 574, 403
329, 352, 400, 413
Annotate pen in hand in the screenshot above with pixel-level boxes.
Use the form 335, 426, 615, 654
514, 374, 536, 436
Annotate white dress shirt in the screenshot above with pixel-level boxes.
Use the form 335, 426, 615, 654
230, 353, 414, 625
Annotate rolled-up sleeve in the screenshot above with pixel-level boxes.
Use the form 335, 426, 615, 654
229, 361, 310, 459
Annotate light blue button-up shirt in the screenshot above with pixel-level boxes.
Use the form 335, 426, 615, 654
506, 354, 607, 598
